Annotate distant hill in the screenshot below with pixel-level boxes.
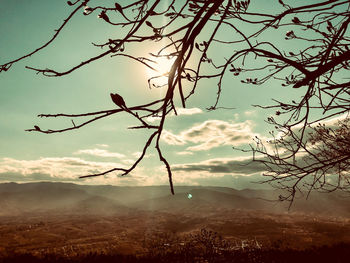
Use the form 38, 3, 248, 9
0, 182, 349, 217
0, 182, 128, 216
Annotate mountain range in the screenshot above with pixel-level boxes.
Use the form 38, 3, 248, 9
0, 182, 349, 217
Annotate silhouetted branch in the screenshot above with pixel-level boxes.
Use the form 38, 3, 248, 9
0, 0, 89, 73
1, 0, 349, 200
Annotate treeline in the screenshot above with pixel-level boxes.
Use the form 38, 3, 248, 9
0, 237, 350, 263
1, 243, 349, 263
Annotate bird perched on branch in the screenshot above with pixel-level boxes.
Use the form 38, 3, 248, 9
110, 92, 151, 128
110, 93, 126, 109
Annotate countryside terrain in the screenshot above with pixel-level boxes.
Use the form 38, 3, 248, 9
0, 182, 349, 262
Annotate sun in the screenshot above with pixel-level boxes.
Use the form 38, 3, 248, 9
146, 55, 176, 87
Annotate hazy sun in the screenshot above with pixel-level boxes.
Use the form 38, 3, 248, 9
146, 56, 176, 86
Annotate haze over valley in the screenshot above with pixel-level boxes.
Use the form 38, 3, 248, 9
0, 182, 349, 258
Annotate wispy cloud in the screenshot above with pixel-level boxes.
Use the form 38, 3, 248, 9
74, 148, 125, 158
176, 151, 194, 155
172, 107, 203, 116
146, 108, 203, 123
162, 120, 257, 151
0, 157, 124, 182
173, 156, 266, 175
161, 130, 186, 145
153, 159, 267, 189
96, 144, 109, 148
146, 116, 161, 123
244, 110, 256, 116
0, 155, 268, 189
172, 172, 268, 189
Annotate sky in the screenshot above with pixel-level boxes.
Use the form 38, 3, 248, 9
0, 0, 343, 190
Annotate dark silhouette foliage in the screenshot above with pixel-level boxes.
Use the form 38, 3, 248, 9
1, 241, 349, 263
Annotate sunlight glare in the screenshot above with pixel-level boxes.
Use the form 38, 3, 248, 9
146, 55, 176, 87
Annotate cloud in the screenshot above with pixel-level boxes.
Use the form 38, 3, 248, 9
244, 110, 256, 116
74, 148, 125, 158
172, 156, 266, 175
122, 159, 137, 165
152, 157, 269, 189
96, 144, 109, 148
0, 155, 269, 189
0, 157, 160, 186
132, 152, 142, 158
172, 107, 203, 116
0, 157, 125, 182
176, 151, 194, 155
162, 120, 257, 151
146, 116, 161, 123
173, 173, 268, 189
161, 130, 186, 145
146, 108, 203, 123
131, 152, 154, 160
186, 138, 226, 151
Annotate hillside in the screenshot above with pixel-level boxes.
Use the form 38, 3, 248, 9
0, 182, 349, 258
